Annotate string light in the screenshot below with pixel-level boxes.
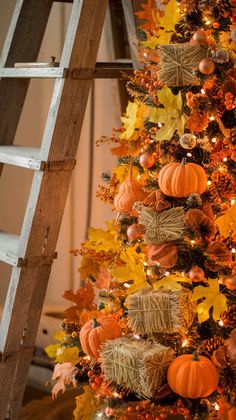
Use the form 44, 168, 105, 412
97, 413, 103, 418
231, 199, 235, 206
231, 248, 236, 254
143, 262, 148, 266
133, 334, 140, 340
124, 283, 131, 288
212, 137, 217, 143
158, 123, 163, 128
113, 392, 119, 397
214, 402, 220, 411
209, 116, 215, 121
218, 320, 224, 327
205, 20, 211, 25
137, 174, 141, 180
207, 180, 212, 186
182, 339, 188, 347
186, 152, 192, 157
165, 271, 170, 276
190, 240, 196, 245
223, 157, 228, 162
146, 269, 151, 276
201, 89, 206, 94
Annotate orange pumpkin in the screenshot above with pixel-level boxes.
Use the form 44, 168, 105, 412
158, 158, 207, 198
79, 317, 122, 359
167, 352, 218, 399
147, 242, 178, 268
114, 169, 146, 213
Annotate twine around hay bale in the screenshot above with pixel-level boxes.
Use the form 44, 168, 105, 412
125, 288, 195, 335
157, 44, 208, 86
101, 337, 174, 398
139, 206, 185, 244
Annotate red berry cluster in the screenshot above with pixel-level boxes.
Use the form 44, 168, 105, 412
225, 92, 235, 111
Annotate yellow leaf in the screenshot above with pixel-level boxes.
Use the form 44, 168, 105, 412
55, 346, 81, 366
156, 31, 172, 45
53, 330, 66, 342
110, 246, 148, 294
192, 279, 227, 323
158, 0, 180, 32
153, 273, 191, 291
148, 87, 188, 141
216, 204, 236, 238
45, 343, 61, 360
113, 164, 140, 183
141, 36, 160, 49
79, 256, 99, 281
85, 222, 120, 253
120, 100, 148, 141
73, 386, 97, 420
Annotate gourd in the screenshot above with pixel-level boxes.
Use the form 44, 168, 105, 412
80, 317, 122, 359
158, 158, 207, 198
167, 352, 218, 399
114, 168, 146, 213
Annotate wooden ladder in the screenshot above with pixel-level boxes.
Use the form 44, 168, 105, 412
0, 0, 138, 418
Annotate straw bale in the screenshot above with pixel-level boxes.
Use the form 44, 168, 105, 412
125, 288, 195, 335
101, 337, 174, 398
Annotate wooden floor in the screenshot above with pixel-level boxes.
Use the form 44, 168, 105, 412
19, 387, 78, 420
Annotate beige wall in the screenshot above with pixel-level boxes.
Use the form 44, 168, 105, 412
0, 1, 120, 307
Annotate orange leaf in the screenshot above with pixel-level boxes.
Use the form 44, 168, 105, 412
110, 142, 130, 157
136, 0, 159, 32
63, 280, 95, 311
79, 309, 101, 326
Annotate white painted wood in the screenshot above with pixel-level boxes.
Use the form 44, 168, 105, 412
0, 67, 66, 78
0, 232, 20, 266
14, 62, 59, 68
0, 146, 42, 170
121, 0, 142, 70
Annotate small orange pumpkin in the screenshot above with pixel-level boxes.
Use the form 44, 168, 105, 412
114, 169, 146, 213
79, 317, 122, 359
147, 242, 178, 268
158, 158, 207, 198
167, 352, 219, 399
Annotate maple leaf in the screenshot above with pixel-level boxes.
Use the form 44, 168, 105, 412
55, 346, 81, 365
120, 100, 148, 141
51, 362, 78, 399
45, 330, 66, 360
153, 273, 191, 291
79, 256, 99, 281
216, 204, 236, 238
148, 86, 188, 141
73, 386, 97, 420
63, 280, 94, 310
135, 0, 160, 32
96, 265, 112, 290
192, 279, 227, 323
158, 0, 180, 32
112, 164, 140, 183
85, 221, 120, 252
110, 246, 148, 294
110, 139, 143, 158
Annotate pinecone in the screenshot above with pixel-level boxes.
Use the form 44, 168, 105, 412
198, 0, 216, 11
198, 335, 225, 356
219, 366, 236, 406
212, 49, 230, 64
221, 304, 236, 328
205, 182, 222, 207
212, 170, 236, 199
186, 193, 203, 209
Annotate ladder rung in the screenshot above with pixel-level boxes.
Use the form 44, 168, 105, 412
0, 146, 43, 170
0, 232, 20, 266
0, 67, 66, 78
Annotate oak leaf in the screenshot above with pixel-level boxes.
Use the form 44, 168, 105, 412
51, 362, 78, 399
192, 279, 227, 323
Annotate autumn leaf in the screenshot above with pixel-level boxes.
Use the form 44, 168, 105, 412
192, 279, 227, 323
51, 362, 78, 399
110, 246, 148, 294
79, 256, 99, 281
63, 280, 94, 311
45, 330, 66, 360
110, 139, 143, 158
135, 0, 161, 32
153, 273, 191, 291
55, 346, 81, 365
216, 203, 236, 238
120, 100, 148, 141
112, 164, 140, 183
85, 221, 120, 253
73, 386, 97, 420
96, 265, 112, 290
148, 86, 188, 141
158, 0, 180, 32
79, 309, 101, 325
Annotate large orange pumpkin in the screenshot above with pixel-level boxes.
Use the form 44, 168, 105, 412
79, 317, 122, 359
114, 169, 146, 213
158, 158, 207, 198
167, 352, 218, 399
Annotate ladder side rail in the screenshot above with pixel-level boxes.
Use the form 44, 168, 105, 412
0, 1, 108, 418
0, 0, 53, 158
121, 0, 142, 70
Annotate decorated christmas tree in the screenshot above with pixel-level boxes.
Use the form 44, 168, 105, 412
46, 0, 236, 418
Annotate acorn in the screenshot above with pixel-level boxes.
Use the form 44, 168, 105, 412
199, 58, 215, 75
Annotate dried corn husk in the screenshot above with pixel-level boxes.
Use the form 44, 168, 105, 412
125, 288, 195, 335
139, 206, 185, 244
157, 44, 208, 86
101, 337, 174, 398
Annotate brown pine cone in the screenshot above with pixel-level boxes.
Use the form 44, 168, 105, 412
198, 335, 225, 356
212, 170, 236, 199
221, 304, 236, 329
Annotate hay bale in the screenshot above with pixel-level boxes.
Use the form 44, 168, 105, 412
125, 288, 195, 335
101, 337, 174, 398
157, 44, 208, 86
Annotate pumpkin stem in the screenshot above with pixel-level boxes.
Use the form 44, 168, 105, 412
92, 318, 101, 329
192, 351, 199, 361
181, 157, 187, 166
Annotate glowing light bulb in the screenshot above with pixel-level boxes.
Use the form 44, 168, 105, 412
124, 283, 131, 288
205, 20, 211, 25
182, 339, 188, 347
223, 157, 228, 162
165, 271, 170, 276
231, 199, 235, 205
158, 123, 163, 128
97, 413, 103, 418
137, 174, 141, 180
146, 269, 151, 276
207, 180, 212, 186
201, 89, 206, 94
143, 262, 148, 266
212, 137, 217, 143
232, 248, 236, 254
133, 334, 140, 340
209, 116, 215, 121
214, 403, 220, 411
187, 152, 192, 157
113, 392, 119, 397
190, 240, 196, 245
218, 320, 224, 327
